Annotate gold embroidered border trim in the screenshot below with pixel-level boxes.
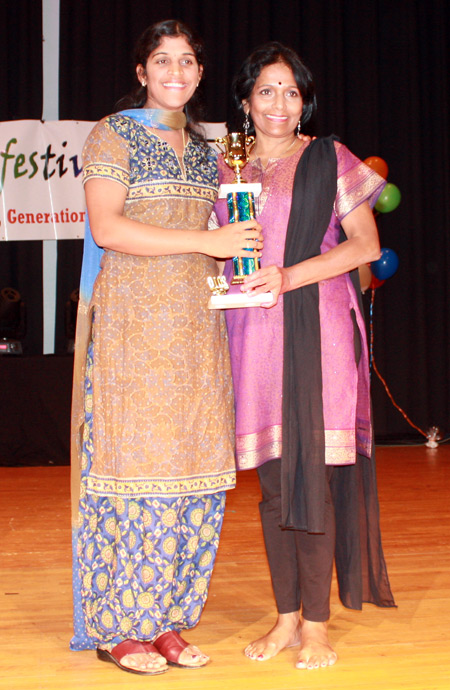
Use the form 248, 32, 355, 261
335, 166, 384, 219
235, 426, 371, 467
325, 428, 356, 466
127, 182, 217, 203
236, 425, 282, 470
86, 469, 236, 498
83, 163, 129, 188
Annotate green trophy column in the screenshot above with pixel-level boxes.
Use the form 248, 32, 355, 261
227, 190, 260, 284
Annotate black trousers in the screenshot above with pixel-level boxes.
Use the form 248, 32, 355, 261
257, 458, 335, 622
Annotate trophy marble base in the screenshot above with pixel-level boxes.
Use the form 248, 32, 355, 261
218, 182, 262, 199
208, 283, 273, 310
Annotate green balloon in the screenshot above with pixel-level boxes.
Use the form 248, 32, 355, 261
375, 183, 401, 213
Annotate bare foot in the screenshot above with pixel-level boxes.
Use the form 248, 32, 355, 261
295, 619, 337, 670
244, 612, 301, 661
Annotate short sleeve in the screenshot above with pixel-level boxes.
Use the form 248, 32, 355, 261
82, 117, 130, 190
334, 142, 385, 221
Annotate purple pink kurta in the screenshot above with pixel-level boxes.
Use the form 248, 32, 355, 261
213, 141, 385, 471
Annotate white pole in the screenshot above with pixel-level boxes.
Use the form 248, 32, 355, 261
42, 0, 60, 354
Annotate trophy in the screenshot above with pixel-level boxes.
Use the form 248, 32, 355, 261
208, 132, 273, 309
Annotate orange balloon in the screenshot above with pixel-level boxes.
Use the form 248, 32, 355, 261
364, 156, 389, 179
358, 264, 372, 292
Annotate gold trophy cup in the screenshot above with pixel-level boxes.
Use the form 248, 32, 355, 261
216, 132, 255, 184
207, 133, 272, 309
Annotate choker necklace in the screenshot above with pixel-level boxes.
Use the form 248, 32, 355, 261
120, 108, 187, 130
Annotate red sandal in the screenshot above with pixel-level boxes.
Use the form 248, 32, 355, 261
153, 631, 209, 668
97, 639, 168, 675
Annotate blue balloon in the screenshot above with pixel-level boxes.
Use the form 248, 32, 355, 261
371, 248, 399, 280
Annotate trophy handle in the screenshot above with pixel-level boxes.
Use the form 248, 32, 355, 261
215, 137, 227, 155
245, 135, 255, 154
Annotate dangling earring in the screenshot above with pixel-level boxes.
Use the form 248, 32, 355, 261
141, 81, 146, 88
296, 119, 302, 136
243, 112, 250, 134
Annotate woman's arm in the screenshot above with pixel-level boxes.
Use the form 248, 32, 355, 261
241, 200, 380, 305
85, 177, 263, 259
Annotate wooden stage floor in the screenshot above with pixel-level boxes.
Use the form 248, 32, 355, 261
1, 444, 449, 690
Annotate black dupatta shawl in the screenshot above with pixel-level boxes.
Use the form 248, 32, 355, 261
281, 136, 338, 533
281, 136, 395, 608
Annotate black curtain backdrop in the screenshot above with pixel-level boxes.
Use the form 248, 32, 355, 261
0, 0, 43, 122
1, 0, 449, 460
0, 0, 44, 355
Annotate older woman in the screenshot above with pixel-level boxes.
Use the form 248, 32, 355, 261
213, 42, 395, 670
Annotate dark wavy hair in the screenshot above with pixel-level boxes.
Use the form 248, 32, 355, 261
116, 20, 206, 134
232, 41, 317, 134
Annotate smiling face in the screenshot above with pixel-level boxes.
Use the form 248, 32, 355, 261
244, 62, 303, 140
137, 34, 203, 111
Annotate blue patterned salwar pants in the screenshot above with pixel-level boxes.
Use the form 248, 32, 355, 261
71, 341, 226, 650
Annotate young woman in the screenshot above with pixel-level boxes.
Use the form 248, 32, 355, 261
70, 20, 262, 675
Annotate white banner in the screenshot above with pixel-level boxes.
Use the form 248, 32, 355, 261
0, 120, 227, 241
0, 120, 94, 241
